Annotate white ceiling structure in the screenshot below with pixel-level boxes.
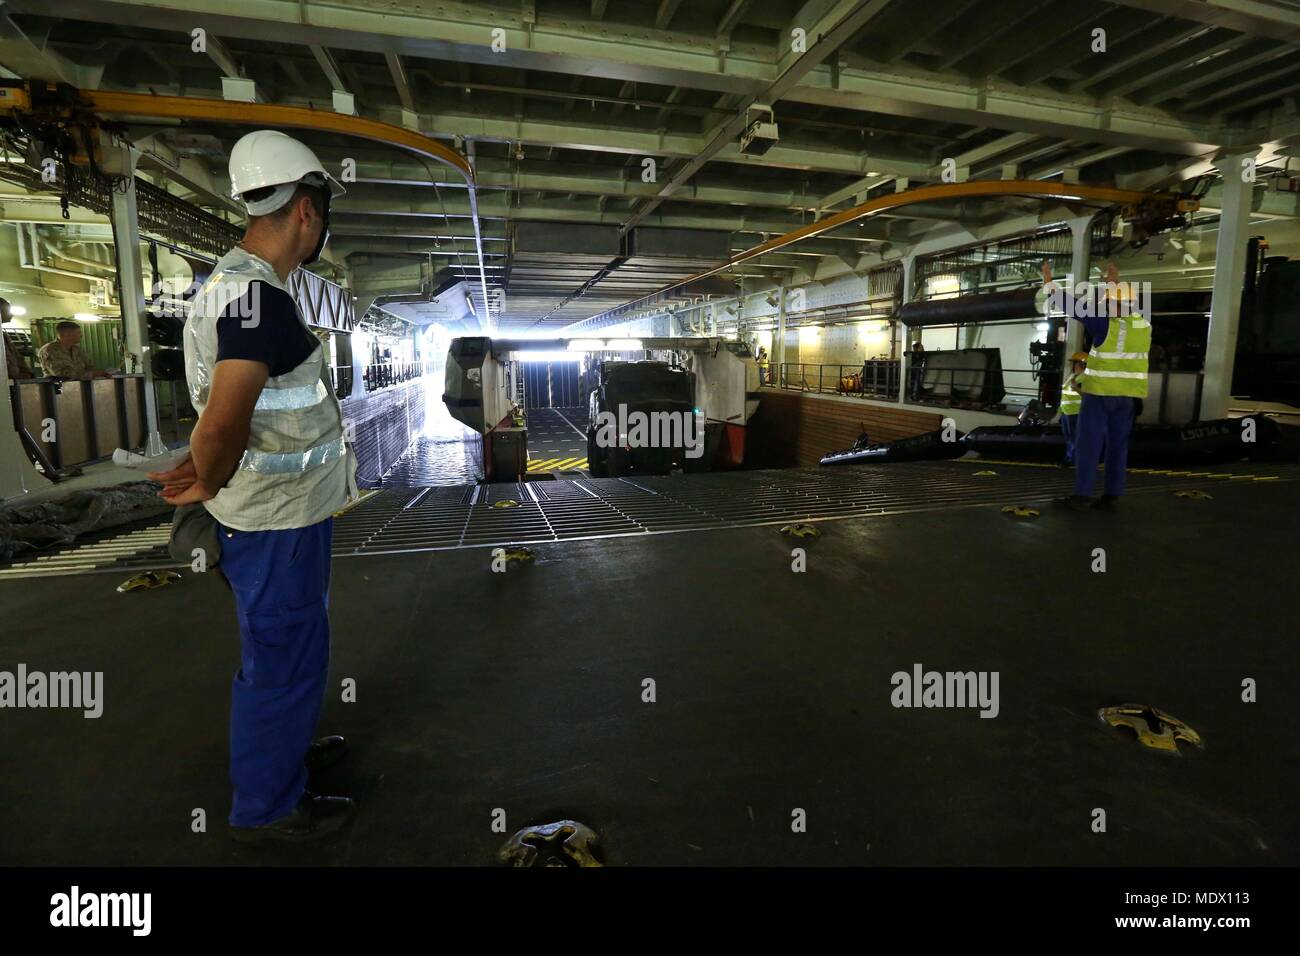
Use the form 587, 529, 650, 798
4, 0, 1300, 331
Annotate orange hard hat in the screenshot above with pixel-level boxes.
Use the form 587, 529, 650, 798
1071, 351, 1089, 363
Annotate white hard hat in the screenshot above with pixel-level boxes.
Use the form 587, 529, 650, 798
229, 130, 345, 215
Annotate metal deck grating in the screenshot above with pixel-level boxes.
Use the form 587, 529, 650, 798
333, 460, 1300, 557
0, 520, 174, 579
2, 460, 1294, 577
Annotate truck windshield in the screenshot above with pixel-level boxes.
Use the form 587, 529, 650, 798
607, 367, 691, 404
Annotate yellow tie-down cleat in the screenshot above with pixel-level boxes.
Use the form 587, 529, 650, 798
116, 570, 182, 593
499, 820, 603, 867
780, 523, 822, 538
1098, 704, 1204, 755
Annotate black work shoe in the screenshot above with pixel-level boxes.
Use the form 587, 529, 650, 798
305, 735, 348, 771
230, 794, 357, 845
1094, 495, 1120, 511
1054, 494, 1094, 512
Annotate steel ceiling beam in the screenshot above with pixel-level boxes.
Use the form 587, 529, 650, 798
0, 7, 104, 87
1106, 0, 1300, 44
59, 87, 494, 329
567, 179, 1173, 330
203, 33, 244, 79
385, 52, 416, 113
333, 158, 865, 209
621, 0, 893, 233
31, 0, 1236, 151
403, 109, 934, 178
310, 44, 349, 93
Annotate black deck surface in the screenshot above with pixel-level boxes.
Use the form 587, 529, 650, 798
1, 464, 1296, 866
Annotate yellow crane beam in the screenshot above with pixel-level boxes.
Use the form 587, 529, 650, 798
0, 82, 492, 325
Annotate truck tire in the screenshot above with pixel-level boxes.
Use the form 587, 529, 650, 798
586, 434, 608, 477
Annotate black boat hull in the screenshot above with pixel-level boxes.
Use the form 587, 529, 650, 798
821, 428, 967, 465
822, 416, 1281, 467
962, 416, 1280, 466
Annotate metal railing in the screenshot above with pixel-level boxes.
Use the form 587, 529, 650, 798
9, 375, 149, 476
907, 360, 1058, 407
362, 359, 435, 392
772, 361, 900, 398
770, 360, 1201, 422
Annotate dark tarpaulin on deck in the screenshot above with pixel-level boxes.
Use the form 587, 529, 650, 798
0, 481, 172, 563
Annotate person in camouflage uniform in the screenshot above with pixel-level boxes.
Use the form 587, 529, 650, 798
4, 333, 33, 380
38, 321, 106, 379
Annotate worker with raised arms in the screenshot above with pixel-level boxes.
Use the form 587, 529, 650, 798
1043, 260, 1150, 511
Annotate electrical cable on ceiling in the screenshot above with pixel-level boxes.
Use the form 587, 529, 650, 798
394, 145, 492, 326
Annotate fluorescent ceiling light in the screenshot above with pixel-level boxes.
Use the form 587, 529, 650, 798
8, 305, 26, 316
518, 351, 580, 362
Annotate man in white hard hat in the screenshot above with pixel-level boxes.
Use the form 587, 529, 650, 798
149, 129, 358, 843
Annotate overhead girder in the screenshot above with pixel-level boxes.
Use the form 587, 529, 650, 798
24, 0, 1255, 152
330, 198, 828, 237
621, 0, 895, 232
127, 95, 935, 180
1, 4, 1268, 334
566, 179, 1189, 331
1, 84, 498, 330
306, 156, 873, 211
1105, 0, 1300, 44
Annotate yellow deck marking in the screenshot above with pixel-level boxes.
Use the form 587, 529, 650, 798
527, 456, 589, 471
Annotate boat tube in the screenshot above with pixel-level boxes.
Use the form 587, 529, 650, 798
823, 416, 1280, 467
963, 416, 1279, 465
821, 428, 967, 465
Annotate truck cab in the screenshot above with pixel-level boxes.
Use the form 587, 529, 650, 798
585, 360, 696, 477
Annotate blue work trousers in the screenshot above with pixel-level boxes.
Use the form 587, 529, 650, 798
1073, 394, 1136, 498
1060, 413, 1077, 464
219, 518, 333, 827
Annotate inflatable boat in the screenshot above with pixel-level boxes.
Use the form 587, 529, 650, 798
821, 428, 968, 465
822, 416, 1280, 467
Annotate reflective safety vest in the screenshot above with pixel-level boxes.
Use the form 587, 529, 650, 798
184, 245, 356, 531
1080, 313, 1150, 399
1059, 376, 1082, 416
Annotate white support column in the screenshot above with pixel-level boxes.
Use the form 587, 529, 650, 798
897, 254, 915, 404
350, 293, 377, 399
774, 284, 787, 387
0, 334, 43, 500
109, 139, 164, 454
1201, 151, 1256, 421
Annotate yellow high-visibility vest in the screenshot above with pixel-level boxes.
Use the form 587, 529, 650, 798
1060, 376, 1082, 415
1081, 314, 1151, 398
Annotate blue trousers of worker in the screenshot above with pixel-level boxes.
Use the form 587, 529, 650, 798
219, 518, 333, 827
1073, 394, 1135, 498
1060, 413, 1077, 464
